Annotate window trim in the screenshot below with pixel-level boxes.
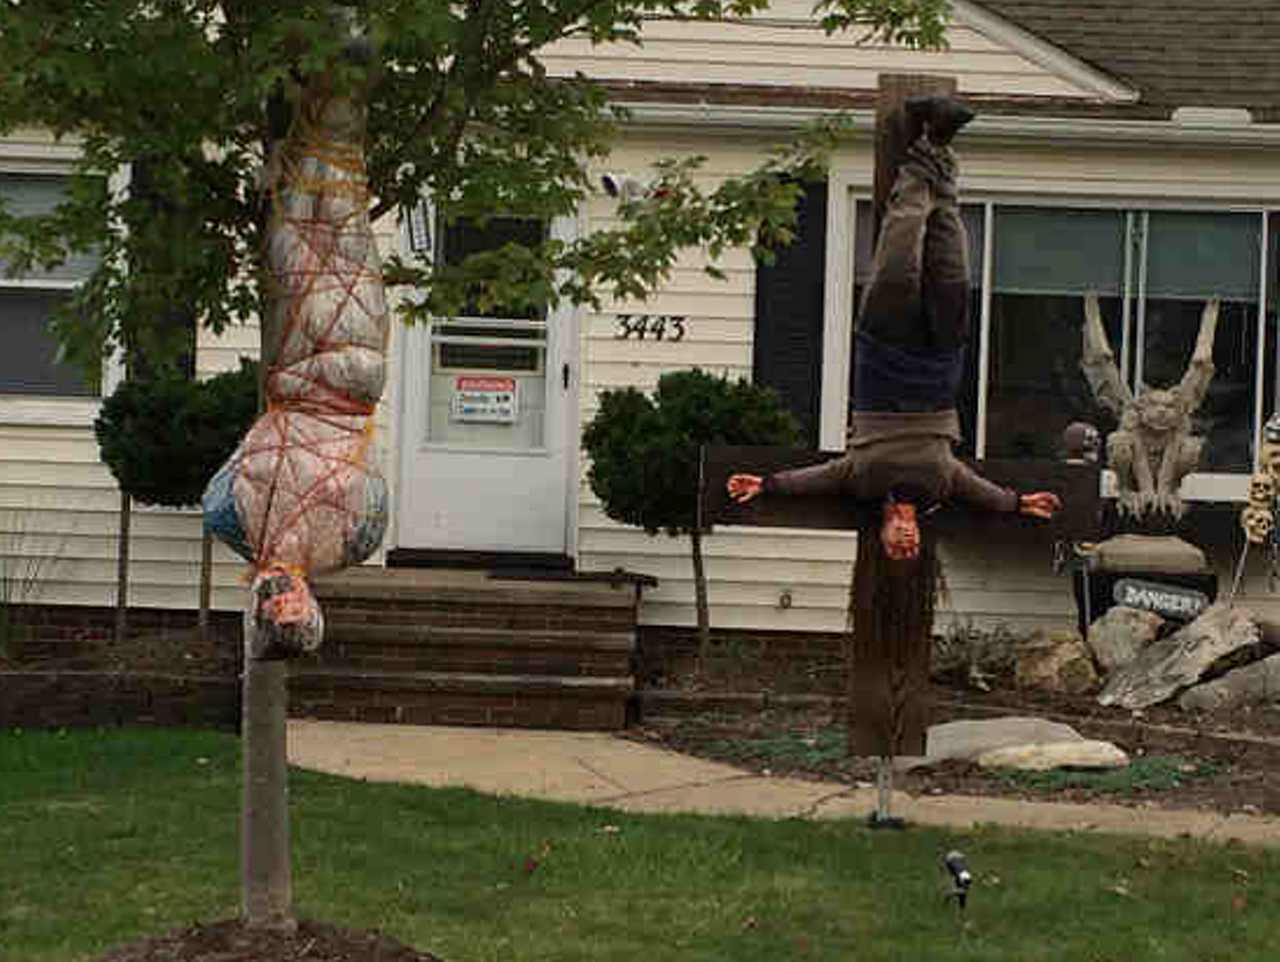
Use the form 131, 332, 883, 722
0, 144, 125, 426
828, 183, 1277, 502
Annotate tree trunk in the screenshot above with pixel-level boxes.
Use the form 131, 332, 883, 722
241, 619, 294, 931
114, 490, 131, 645
199, 527, 212, 646
691, 527, 712, 664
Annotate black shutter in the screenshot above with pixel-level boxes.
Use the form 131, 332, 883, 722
753, 181, 827, 448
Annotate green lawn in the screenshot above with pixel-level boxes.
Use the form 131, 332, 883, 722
2, 727, 1277, 962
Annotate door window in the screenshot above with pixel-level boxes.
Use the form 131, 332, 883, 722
425, 216, 549, 451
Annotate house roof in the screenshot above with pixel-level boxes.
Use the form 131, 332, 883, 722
601, 1, 1280, 126
974, 0, 1280, 121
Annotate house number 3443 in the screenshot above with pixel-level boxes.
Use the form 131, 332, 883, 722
614, 314, 687, 342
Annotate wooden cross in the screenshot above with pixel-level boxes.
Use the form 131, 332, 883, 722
699, 76, 1101, 787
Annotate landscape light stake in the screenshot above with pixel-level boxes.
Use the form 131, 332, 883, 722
868, 755, 906, 830
944, 849, 972, 914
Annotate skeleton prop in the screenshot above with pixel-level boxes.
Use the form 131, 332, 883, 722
1242, 504, 1274, 545
1236, 417, 1280, 557
1081, 293, 1218, 521
1249, 472, 1276, 507
204, 38, 388, 658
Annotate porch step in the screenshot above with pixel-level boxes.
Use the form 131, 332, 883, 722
316, 624, 634, 677
296, 566, 643, 731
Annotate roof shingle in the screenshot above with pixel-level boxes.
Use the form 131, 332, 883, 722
975, 0, 1280, 119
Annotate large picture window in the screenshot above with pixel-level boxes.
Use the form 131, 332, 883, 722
849, 200, 1278, 489
0, 173, 100, 397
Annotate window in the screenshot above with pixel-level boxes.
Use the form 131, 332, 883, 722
986, 207, 1128, 460
847, 198, 1277, 487
985, 207, 1269, 474
424, 214, 550, 450
754, 181, 827, 447
0, 173, 101, 398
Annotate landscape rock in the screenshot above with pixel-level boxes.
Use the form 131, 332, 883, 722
1098, 602, 1260, 709
915, 717, 1084, 769
976, 739, 1130, 772
1178, 653, 1280, 712
1087, 606, 1165, 675
1015, 630, 1099, 694
1088, 534, 1208, 574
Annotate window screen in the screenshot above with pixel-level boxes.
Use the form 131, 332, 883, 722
993, 207, 1126, 296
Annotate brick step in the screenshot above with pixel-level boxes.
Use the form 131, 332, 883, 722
290, 669, 633, 731
305, 567, 643, 730
314, 568, 638, 632
310, 624, 634, 677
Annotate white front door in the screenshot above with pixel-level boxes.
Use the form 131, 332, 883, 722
395, 217, 577, 557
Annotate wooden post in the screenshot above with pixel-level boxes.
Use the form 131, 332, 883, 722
241, 623, 294, 931
872, 74, 957, 243
846, 74, 959, 770
848, 522, 936, 760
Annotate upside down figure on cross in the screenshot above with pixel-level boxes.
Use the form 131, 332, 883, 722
728, 96, 1061, 559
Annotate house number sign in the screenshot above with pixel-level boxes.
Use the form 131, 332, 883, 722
614, 314, 687, 342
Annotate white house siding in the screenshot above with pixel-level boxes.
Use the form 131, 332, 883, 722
577, 133, 860, 631
541, 2, 1098, 100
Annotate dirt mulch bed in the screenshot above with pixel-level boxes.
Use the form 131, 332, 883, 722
627, 682, 1280, 817
92, 918, 446, 962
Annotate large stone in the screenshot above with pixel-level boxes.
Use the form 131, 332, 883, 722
1098, 602, 1260, 709
1087, 606, 1164, 675
1178, 653, 1280, 712
920, 717, 1084, 765
1087, 534, 1209, 574
1015, 629, 1099, 694
976, 740, 1130, 772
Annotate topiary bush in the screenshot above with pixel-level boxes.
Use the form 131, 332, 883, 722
95, 358, 258, 507
583, 368, 800, 655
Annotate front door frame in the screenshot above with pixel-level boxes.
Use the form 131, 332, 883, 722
389, 207, 582, 566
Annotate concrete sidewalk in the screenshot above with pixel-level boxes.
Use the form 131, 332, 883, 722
287, 719, 1280, 847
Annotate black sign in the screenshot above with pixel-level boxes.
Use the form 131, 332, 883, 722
1112, 578, 1209, 621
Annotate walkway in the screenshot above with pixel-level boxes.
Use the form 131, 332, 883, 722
287, 719, 1280, 847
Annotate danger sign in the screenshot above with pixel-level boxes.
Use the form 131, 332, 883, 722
451, 376, 518, 423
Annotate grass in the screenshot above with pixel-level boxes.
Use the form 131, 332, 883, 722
3, 729, 1280, 962
995, 754, 1221, 796
708, 728, 1224, 800
708, 726, 851, 769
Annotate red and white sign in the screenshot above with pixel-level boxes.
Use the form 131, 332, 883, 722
451, 376, 518, 423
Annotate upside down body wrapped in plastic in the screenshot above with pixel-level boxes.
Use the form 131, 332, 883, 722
203, 74, 388, 658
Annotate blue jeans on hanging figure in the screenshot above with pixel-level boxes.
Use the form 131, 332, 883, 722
854, 136, 971, 414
